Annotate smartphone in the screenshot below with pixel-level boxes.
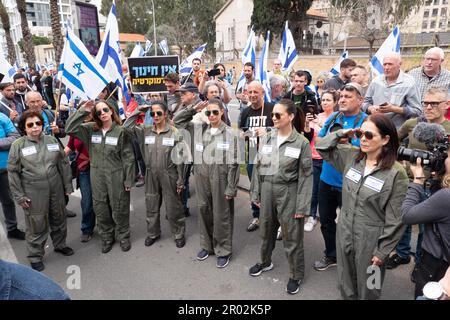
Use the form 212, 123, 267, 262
380, 102, 388, 106
207, 68, 221, 77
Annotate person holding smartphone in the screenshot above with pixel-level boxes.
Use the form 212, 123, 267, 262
198, 63, 232, 105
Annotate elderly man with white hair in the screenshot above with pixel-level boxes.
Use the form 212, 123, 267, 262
362, 52, 422, 128
408, 47, 450, 100
269, 74, 287, 103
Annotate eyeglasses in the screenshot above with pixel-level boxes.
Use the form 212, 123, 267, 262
150, 111, 164, 117
26, 121, 42, 128
355, 130, 378, 140
95, 107, 110, 117
205, 110, 220, 117
422, 101, 446, 108
271, 112, 283, 120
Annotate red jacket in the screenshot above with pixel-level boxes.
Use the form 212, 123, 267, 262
125, 98, 145, 124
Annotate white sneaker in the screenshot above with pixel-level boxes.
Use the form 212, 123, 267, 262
276, 227, 282, 240
304, 216, 317, 232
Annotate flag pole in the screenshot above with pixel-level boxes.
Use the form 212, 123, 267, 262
0, 100, 13, 113
106, 85, 119, 101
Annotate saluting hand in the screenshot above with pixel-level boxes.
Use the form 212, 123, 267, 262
194, 101, 208, 113
82, 100, 95, 113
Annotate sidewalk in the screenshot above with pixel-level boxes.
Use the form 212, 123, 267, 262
0, 223, 18, 263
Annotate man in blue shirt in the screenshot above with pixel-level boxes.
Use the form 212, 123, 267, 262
314, 83, 367, 271
0, 113, 24, 240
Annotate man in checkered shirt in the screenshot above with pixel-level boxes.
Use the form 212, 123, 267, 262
408, 47, 450, 100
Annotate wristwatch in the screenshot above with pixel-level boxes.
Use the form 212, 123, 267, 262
423, 281, 448, 300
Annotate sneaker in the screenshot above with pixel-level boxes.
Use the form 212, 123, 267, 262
314, 256, 337, 271
80, 234, 93, 243
175, 237, 186, 248
385, 253, 411, 270
7, 228, 25, 240
197, 249, 210, 261
30, 261, 45, 272
102, 240, 115, 253
66, 209, 76, 218
286, 278, 301, 295
144, 235, 160, 247
120, 239, 131, 252
247, 218, 259, 232
276, 227, 282, 240
135, 175, 145, 187
249, 262, 274, 277
216, 255, 231, 268
304, 217, 317, 232
54, 246, 74, 256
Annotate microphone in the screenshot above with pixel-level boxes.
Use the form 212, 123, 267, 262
412, 122, 446, 147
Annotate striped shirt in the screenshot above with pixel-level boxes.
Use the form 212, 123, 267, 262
408, 67, 450, 100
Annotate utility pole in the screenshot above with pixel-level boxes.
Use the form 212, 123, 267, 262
151, 0, 157, 56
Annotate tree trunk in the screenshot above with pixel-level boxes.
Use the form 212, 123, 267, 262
50, 0, 63, 67
16, 0, 36, 66
0, 1, 17, 64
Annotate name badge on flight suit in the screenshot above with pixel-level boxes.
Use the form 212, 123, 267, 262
364, 176, 385, 193
105, 137, 118, 146
195, 144, 204, 152
284, 147, 300, 159
345, 168, 362, 184
261, 145, 273, 155
47, 144, 60, 152
145, 136, 156, 145
21, 146, 37, 157
91, 136, 102, 144
162, 137, 175, 146
216, 142, 230, 150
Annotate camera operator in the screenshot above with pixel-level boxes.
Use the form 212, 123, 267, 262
402, 151, 450, 299
387, 86, 450, 278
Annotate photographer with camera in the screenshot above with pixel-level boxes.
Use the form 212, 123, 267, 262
387, 87, 450, 279
402, 149, 450, 299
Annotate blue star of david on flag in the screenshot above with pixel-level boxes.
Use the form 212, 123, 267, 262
73, 63, 85, 76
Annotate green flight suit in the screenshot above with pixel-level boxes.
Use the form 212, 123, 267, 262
66, 107, 135, 244
7, 134, 73, 263
250, 129, 313, 281
174, 107, 239, 257
123, 110, 190, 240
316, 130, 408, 300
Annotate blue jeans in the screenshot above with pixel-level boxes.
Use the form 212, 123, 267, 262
246, 164, 260, 219
396, 224, 424, 263
79, 170, 95, 235
310, 159, 323, 218
0, 259, 70, 300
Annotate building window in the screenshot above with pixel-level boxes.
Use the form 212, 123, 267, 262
439, 19, 446, 29
432, 8, 438, 17
425, 0, 432, 5
424, 10, 430, 18
441, 8, 447, 17
443, 0, 449, 4
433, 0, 439, 4
422, 21, 428, 30
430, 20, 436, 28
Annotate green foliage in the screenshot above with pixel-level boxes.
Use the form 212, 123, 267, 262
17, 35, 52, 52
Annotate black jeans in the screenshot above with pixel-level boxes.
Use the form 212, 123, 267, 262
0, 170, 18, 231
318, 180, 342, 259
310, 159, 323, 218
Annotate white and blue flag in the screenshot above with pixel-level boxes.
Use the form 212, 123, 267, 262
179, 43, 207, 76
159, 39, 169, 56
278, 21, 298, 72
130, 43, 145, 58
144, 40, 153, 54
0, 56, 16, 83
60, 28, 112, 100
370, 26, 401, 76
330, 51, 349, 76
236, 28, 256, 92
258, 31, 271, 103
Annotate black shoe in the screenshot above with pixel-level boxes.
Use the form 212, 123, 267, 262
411, 265, 419, 283
175, 237, 186, 248
184, 208, 190, 217
54, 246, 74, 256
385, 253, 411, 270
144, 236, 160, 247
102, 240, 115, 253
314, 256, 337, 271
66, 209, 76, 218
286, 278, 301, 295
30, 262, 45, 272
120, 239, 131, 252
249, 262, 274, 277
7, 228, 25, 240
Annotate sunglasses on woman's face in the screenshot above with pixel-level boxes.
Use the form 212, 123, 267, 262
271, 112, 283, 120
205, 110, 220, 117
355, 130, 377, 140
26, 121, 43, 129
150, 111, 164, 117
95, 107, 110, 117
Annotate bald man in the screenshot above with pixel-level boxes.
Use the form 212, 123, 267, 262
239, 81, 274, 232
362, 52, 421, 128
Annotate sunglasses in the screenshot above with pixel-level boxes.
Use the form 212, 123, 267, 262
271, 112, 283, 120
422, 101, 446, 108
355, 130, 377, 140
150, 111, 164, 117
26, 121, 43, 128
95, 107, 111, 117
205, 110, 220, 117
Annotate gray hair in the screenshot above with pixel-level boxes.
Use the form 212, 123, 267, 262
425, 47, 445, 61
25, 91, 43, 102
269, 74, 286, 89
426, 86, 448, 100
203, 80, 222, 97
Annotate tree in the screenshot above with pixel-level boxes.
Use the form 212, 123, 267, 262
50, 0, 64, 67
16, 0, 36, 66
330, 0, 423, 58
251, 0, 314, 45
18, 35, 52, 53
101, 0, 152, 35
0, 0, 16, 64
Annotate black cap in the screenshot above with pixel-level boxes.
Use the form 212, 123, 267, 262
175, 83, 199, 93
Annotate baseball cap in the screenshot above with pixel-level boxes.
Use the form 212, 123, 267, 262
175, 83, 199, 93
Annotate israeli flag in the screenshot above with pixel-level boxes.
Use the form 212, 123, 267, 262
0, 56, 16, 83
179, 43, 207, 76
60, 28, 112, 100
130, 43, 144, 58
35, 63, 41, 72
96, 1, 129, 115
159, 39, 169, 56
144, 40, 153, 54
236, 28, 256, 92
258, 31, 271, 103
330, 51, 349, 76
14, 61, 20, 72
278, 21, 298, 72
370, 26, 401, 76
